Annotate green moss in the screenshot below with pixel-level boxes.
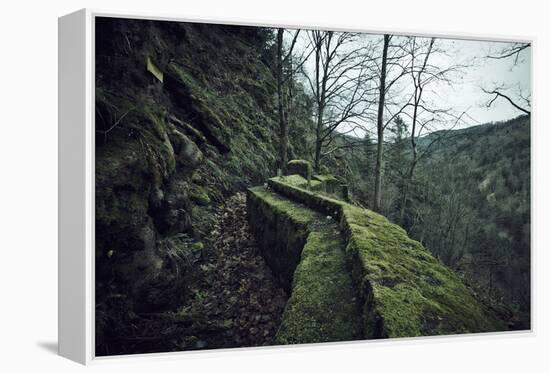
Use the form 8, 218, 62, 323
248, 186, 363, 344
189, 185, 211, 206
247, 187, 318, 291
276, 230, 363, 344
287, 159, 312, 180
313, 174, 340, 194
269, 177, 345, 219
145, 108, 168, 140
191, 242, 204, 251
263, 176, 503, 337
313, 174, 338, 183
279, 174, 322, 191
249, 187, 318, 225
279, 174, 308, 187
343, 204, 503, 337
166, 63, 231, 142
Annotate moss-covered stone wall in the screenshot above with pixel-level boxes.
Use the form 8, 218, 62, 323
262, 176, 504, 338
246, 187, 314, 291
247, 186, 363, 344
276, 230, 363, 344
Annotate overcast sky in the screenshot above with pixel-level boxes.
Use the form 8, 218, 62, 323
287, 30, 531, 136
428, 37, 531, 126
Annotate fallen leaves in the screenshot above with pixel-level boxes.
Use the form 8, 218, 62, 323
176, 192, 288, 349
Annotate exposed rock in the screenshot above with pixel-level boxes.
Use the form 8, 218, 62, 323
149, 187, 164, 210
149, 178, 193, 235
168, 128, 203, 169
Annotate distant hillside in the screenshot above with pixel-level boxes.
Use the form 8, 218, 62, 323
405, 116, 530, 328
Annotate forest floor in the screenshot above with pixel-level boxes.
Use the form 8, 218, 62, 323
175, 192, 288, 350
98, 193, 288, 355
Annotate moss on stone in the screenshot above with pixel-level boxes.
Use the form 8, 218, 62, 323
247, 186, 363, 344
279, 174, 308, 188
276, 230, 363, 344
249, 187, 318, 225
286, 159, 312, 180
342, 204, 503, 336
280, 174, 322, 191
265, 176, 504, 338
313, 174, 340, 194
247, 187, 317, 291
269, 177, 344, 219
313, 174, 338, 183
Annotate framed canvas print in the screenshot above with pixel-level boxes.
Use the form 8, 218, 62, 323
58, 9, 532, 364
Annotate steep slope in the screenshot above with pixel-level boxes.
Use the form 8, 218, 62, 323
406, 116, 531, 328
94, 18, 316, 354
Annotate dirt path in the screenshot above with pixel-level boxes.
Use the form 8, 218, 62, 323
176, 192, 288, 350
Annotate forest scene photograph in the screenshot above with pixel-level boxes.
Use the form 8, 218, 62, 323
94, 16, 531, 356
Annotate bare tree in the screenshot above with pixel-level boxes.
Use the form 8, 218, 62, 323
397, 37, 467, 224
276, 28, 301, 173
373, 35, 390, 212
372, 35, 411, 212
482, 86, 530, 115
486, 43, 530, 65
303, 30, 374, 172
482, 42, 531, 115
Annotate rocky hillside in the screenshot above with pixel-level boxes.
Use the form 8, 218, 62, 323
94, 18, 316, 354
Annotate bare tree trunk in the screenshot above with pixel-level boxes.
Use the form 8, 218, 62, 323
312, 31, 330, 174
400, 37, 434, 224
374, 35, 390, 212
314, 106, 324, 172
276, 28, 288, 173
400, 94, 419, 223
399, 156, 417, 224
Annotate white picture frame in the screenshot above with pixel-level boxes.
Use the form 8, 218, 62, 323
58, 8, 533, 365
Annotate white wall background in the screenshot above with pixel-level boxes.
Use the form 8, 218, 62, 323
0, 0, 548, 371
